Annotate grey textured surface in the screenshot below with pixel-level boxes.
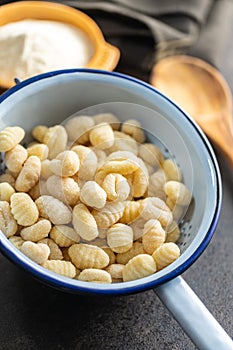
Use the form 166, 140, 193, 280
0, 13, 233, 350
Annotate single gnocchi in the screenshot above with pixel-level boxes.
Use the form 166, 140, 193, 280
32, 125, 48, 143
162, 159, 182, 181
165, 221, 181, 243
141, 197, 173, 228
65, 115, 94, 144
68, 243, 109, 269
10, 192, 39, 226
152, 242, 180, 270
92, 201, 125, 229
148, 169, 166, 199
131, 159, 148, 198
35, 195, 71, 225
43, 125, 68, 159
21, 241, 50, 265
138, 143, 164, 167
122, 254, 157, 282
20, 218, 51, 242
105, 263, 124, 280
164, 181, 192, 206
27, 143, 49, 160
107, 223, 133, 253
0, 182, 15, 202
108, 131, 138, 155
142, 219, 166, 254
72, 203, 99, 241
15, 156, 41, 192
80, 181, 107, 209
89, 123, 114, 150
71, 145, 97, 180
93, 113, 120, 130
42, 260, 76, 278
120, 200, 142, 224
49, 150, 80, 177
102, 173, 130, 201
78, 268, 112, 283
5, 144, 28, 173
50, 225, 80, 247
0, 126, 25, 152
121, 119, 145, 143
0, 200, 18, 237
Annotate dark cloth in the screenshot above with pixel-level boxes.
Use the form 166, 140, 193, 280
1, 0, 232, 81
57, 0, 233, 81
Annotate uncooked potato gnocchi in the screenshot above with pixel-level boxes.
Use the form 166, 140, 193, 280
0, 113, 191, 284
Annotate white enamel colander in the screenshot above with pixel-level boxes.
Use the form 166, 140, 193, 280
0, 70, 232, 350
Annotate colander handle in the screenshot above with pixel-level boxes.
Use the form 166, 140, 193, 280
155, 276, 233, 350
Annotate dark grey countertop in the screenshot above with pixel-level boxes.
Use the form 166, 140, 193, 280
0, 13, 233, 350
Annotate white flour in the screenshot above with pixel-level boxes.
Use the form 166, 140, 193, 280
0, 19, 94, 84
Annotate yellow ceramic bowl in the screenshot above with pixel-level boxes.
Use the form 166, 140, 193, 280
0, 1, 120, 89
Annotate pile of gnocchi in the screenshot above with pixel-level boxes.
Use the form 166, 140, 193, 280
0, 113, 192, 284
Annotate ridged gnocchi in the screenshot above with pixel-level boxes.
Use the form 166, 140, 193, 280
50, 225, 80, 247
10, 192, 39, 226
152, 242, 180, 270
49, 150, 80, 177
46, 175, 80, 206
142, 219, 166, 254
27, 143, 49, 160
68, 244, 109, 269
107, 223, 133, 253
21, 241, 50, 265
35, 195, 71, 225
65, 115, 94, 144
72, 203, 99, 241
32, 125, 48, 143
0, 126, 25, 152
20, 218, 51, 242
92, 201, 125, 229
42, 260, 76, 278
164, 181, 192, 206
0, 182, 15, 202
5, 144, 28, 173
89, 123, 114, 150
15, 156, 41, 192
43, 125, 68, 159
102, 173, 130, 201
121, 119, 145, 143
80, 181, 107, 209
78, 268, 112, 283
71, 145, 97, 180
93, 113, 120, 130
122, 254, 157, 282
0, 201, 18, 237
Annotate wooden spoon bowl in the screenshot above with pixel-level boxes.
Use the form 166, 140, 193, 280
151, 55, 233, 167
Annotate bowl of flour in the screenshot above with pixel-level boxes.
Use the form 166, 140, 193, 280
0, 1, 120, 89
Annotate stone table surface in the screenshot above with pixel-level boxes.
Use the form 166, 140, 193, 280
0, 8, 233, 350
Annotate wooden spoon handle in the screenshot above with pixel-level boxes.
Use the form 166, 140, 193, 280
203, 115, 233, 168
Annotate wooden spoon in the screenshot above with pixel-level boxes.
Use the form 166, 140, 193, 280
150, 55, 233, 167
